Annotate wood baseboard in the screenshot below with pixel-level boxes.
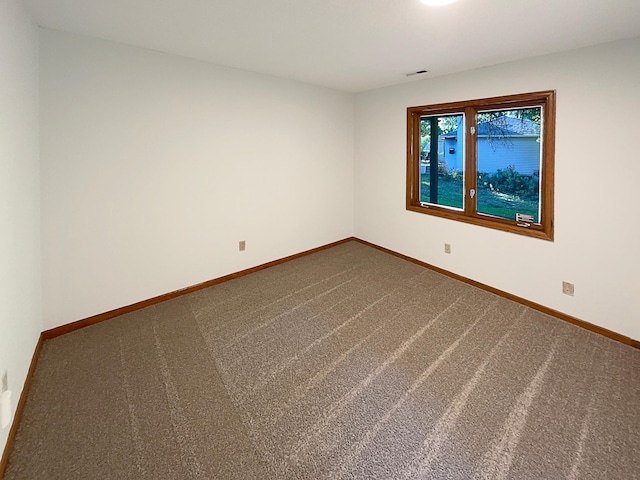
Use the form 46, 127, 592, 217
40, 234, 640, 348
354, 238, 639, 350
42, 237, 355, 340
0, 334, 44, 479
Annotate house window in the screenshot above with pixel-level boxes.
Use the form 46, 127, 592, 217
406, 91, 556, 240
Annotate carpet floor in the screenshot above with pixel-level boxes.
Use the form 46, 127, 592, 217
4, 241, 639, 479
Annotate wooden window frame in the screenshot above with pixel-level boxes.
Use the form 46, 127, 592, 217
406, 90, 556, 241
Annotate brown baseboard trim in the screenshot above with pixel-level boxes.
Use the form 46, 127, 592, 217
42, 237, 355, 340
354, 238, 639, 349
38, 235, 640, 348
0, 333, 44, 479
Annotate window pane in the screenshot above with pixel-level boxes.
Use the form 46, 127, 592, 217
419, 114, 464, 210
476, 107, 542, 223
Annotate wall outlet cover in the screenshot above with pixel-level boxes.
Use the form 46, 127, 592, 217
562, 281, 574, 296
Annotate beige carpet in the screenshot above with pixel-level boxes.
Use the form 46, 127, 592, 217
5, 241, 640, 479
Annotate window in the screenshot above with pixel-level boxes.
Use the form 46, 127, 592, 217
406, 91, 555, 240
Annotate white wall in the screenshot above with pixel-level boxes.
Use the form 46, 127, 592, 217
40, 30, 354, 330
355, 37, 640, 341
34, 25, 640, 342
0, 0, 41, 455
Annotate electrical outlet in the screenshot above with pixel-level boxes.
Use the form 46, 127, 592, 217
562, 281, 574, 296
1, 371, 7, 393
444, 243, 451, 254
239, 240, 246, 251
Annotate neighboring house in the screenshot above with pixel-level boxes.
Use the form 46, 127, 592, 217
419, 138, 446, 174
426, 116, 541, 175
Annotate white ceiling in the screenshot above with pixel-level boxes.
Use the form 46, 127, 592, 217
25, 0, 640, 92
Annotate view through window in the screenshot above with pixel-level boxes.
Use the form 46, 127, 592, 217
407, 91, 555, 240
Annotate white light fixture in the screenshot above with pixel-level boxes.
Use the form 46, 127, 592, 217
420, 0, 458, 6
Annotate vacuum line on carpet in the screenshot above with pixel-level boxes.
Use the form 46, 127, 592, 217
333, 299, 503, 479
223, 277, 356, 352
568, 384, 595, 480
263, 283, 429, 431
567, 344, 609, 480
247, 291, 394, 398
118, 338, 145, 476
245, 270, 430, 400
473, 337, 560, 480
288, 294, 467, 463
152, 321, 203, 478
206, 265, 359, 336
397, 310, 524, 479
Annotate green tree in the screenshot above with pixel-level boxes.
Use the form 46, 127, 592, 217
420, 115, 462, 151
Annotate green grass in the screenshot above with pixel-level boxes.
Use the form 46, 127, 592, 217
420, 175, 464, 209
420, 175, 538, 222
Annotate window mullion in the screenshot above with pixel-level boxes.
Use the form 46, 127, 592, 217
464, 106, 477, 216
